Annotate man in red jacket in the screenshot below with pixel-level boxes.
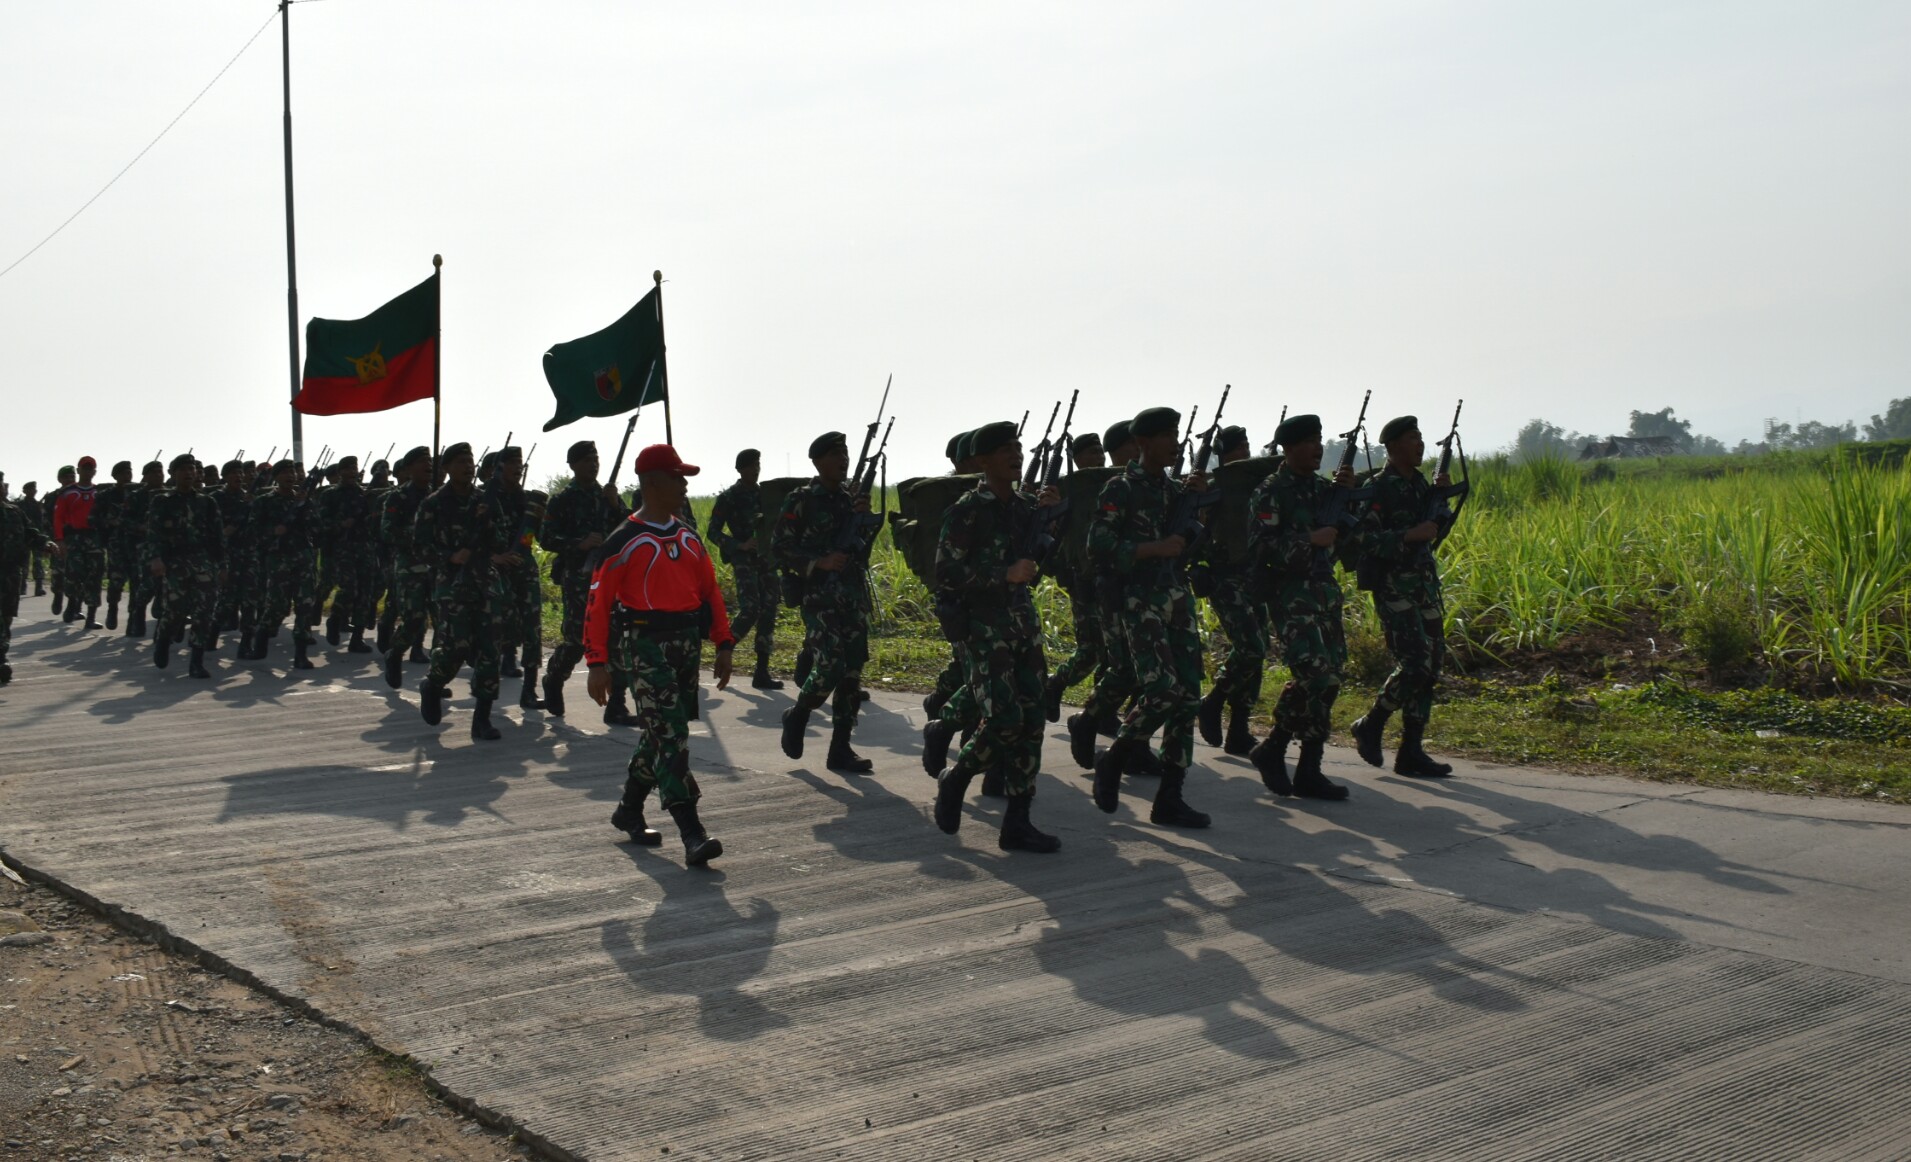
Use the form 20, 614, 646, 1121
52, 456, 104, 628
587, 443, 735, 866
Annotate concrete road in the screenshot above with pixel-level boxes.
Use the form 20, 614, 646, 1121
3, 606, 1908, 1161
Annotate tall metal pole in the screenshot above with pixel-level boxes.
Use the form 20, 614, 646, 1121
432, 254, 443, 486
653, 269, 673, 445
281, 0, 303, 465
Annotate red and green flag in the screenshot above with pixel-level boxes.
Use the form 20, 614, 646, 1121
540, 286, 667, 432
294, 273, 438, 415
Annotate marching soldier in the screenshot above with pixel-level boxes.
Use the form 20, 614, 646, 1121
485, 446, 547, 710
52, 456, 104, 629
584, 443, 735, 865
1066, 419, 1140, 769
705, 448, 784, 689
1043, 429, 1110, 720
379, 447, 436, 684
245, 459, 317, 670
537, 439, 633, 722
928, 420, 1062, 852
143, 455, 226, 678
773, 431, 876, 774
213, 460, 253, 646
92, 462, 136, 630
415, 442, 516, 741
1246, 414, 1352, 800
44, 466, 73, 614
121, 461, 166, 638
18, 481, 48, 598
1348, 416, 1455, 779
365, 458, 398, 652
0, 473, 42, 685
1195, 425, 1269, 756
315, 456, 378, 653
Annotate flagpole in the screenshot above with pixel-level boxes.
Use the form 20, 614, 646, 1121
652, 269, 673, 445
281, 0, 303, 466
432, 254, 443, 486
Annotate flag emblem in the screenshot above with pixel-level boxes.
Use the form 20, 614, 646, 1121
349, 344, 388, 384
594, 364, 622, 400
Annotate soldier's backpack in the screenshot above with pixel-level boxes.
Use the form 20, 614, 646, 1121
891, 474, 979, 589
755, 476, 811, 608
1059, 466, 1124, 578
1210, 455, 1280, 568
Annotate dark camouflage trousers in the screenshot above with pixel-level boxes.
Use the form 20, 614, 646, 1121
933, 641, 983, 732
255, 558, 317, 647
1, 575, 17, 660
1050, 578, 1103, 690
543, 567, 628, 697
383, 562, 434, 659
1268, 578, 1346, 742
614, 629, 704, 810
215, 548, 249, 629
427, 578, 503, 701
494, 563, 542, 667
1208, 567, 1270, 711
729, 553, 777, 662
1370, 591, 1444, 726
155, 553, 220, 651
1111, 586, 1203, 767
1081, 592, 1138, 724
61, 532, 104, 609
793, 585, 868, 722
326, 547, 381, 629
948, 621, 1045, 797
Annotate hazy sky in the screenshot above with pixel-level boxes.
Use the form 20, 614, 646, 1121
2, 1, 1907, 485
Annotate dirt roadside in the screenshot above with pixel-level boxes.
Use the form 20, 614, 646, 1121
0, 870, 529, 1162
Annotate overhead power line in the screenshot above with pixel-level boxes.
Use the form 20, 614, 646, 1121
0, 8, 280, 283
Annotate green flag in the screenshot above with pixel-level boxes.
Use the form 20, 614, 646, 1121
540, 286, 667, 432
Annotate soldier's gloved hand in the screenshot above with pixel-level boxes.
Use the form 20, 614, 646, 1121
586, 664, 611, 706
1006, 559, 1039, 585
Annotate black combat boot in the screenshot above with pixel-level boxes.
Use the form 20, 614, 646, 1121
1150, 766, 1212, 829
826, 718, 873, 774
1393, 721, 1454, 779
221, 612, 239, 632
518, 665, 543, 711
293, 639, 315, 670
603, 688, 638, 727
1129, 743, 1168, 778
793, 648, 813, 689
383, 647, 404, 689
922, 717, 956, 778
126, 602, 146, 639
324, 611, 341, 646
470, 698, 502, 741
408, 644, 427, 664
347, 627, 372, 654
666, 801, 723, 866
998, 795, 1060, 853
1092, 737, 1139, 814
922, 687, 948, 720
1197, 688, 1225, 747
1066, 712, 1098, 771
247, 629, 268, 661
1250, 729, 1293, 796
104, 599, 119, 631
1350, 704, 1391, 768
1095, 707, 1121, 737
35, 580, 47, 596
1224, 704, 1257, 757
153, 633, 171, 669
420, 677, 445, 725
542, 671, 565, 718
82, 604, 100, 630
780, 703, 812, 759
0, 660, 11, 685
609, 787, 664, 846
1293, 740, 1350, 800
500, 649, 523, 678
375, 619, 393, 654
50, 592, 63, 616
63, 601, 81, 623
750, 656, 783, 690
933, 765, 976, 834
980, 763, 1007, 798
187, 646, 211, 680
1042, 673, 1067, 723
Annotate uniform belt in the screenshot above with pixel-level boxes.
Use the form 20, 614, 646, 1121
610, 605, 705, 636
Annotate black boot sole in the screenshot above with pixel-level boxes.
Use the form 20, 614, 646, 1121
685, 837, 723, 866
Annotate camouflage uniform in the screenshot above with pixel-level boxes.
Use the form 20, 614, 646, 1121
380, 481, 434, 661
1086, 463, 1203, 768
415, 482, 513, 702
1250, 466, 1346, 742
122, 484, 164, 624
143, 488, 226, 651
537, 479, 628, 692
612, 626, 707, 807
934, 483, 1048, 797
706, 480, 777, 666
41, 484, 67, 603
1201, 545, 1270, 713
93, 482, 136, 611
212, 483, 252, 635
0, 497, 33, 680
1357, 467, 1445, 727
1047, 558, 1103, 692
55, 485, 105, 613
315, 481, 379, 635
485, 479, 546, 672
248, 489, 317, 649
771, 479, 870, 724
18, 493, 48, 596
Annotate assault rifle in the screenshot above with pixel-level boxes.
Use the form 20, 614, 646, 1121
1423, 399, 1470, 550
833, 376, 895, 559
1021, 399, 1062, 488
1018, 389, 1078, 566
1312, 389, 1375, 578
1163, 384, 1229, 588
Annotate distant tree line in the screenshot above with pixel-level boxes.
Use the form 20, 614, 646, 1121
1507, 397, 1911, 462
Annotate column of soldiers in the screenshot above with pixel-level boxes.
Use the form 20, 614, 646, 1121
0, 406, 1460, 871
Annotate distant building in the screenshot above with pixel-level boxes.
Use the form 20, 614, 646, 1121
1578, 435, 1682, 460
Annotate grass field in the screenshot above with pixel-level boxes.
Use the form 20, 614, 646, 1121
539, 446, 1911, 804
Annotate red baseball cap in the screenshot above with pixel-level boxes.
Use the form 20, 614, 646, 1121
77, 455, 96, 468
633, 443, 700, 477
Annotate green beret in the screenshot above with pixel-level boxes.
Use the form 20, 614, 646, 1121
1216, 425, 1248, 455
808, 431, 848, 459
735, 448, 760, 470
1103, 421, 1132, 451
1275, 414, 1322, 447
335, 454, 358, 471
944, 433, 967, 460
1378, 415, 1419, 444
954, 429, 979, 462
1070, 432, 1103, 455
397, 445, 430, 469
496, 446, 522, 462
222, 459, 244, 474
168, 453, 196, 472
273, 458, 297, 474
566, 439, 597, 464
58, 465, 75, 476
478, 452, 498, 476
1130, 407, 1180, 440
969, 420, 1019, 458
442, 442, 474, 463
112, 460, 132, 475
142, 461, 162, 475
